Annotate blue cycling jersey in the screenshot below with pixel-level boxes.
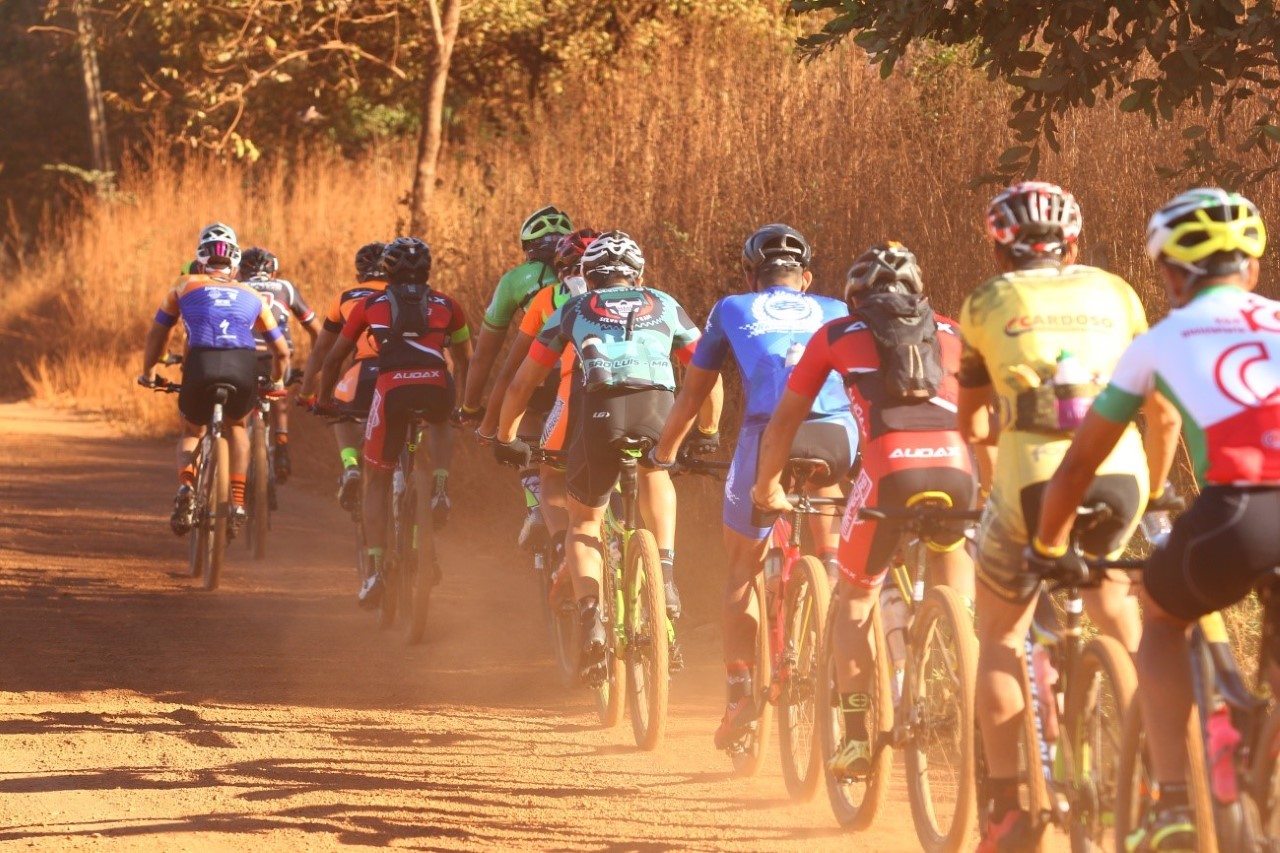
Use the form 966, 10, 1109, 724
691, 286, 850, 425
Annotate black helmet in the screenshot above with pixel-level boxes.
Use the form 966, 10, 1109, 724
581, 230, 645, 286
239, 247, 278, 279
845, 241, 924, 302
355, 242, 387, 280
380, 237, 432, 284
741, 224, 812, 275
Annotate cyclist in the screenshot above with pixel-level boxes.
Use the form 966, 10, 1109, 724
460, 205, 574, 543
1032, 189, 1278, 853
478, 228, 601, 567
316, 237, 472, 605
138, 237, 289, 535
955, 181, 1181, 851
652, 223, 853, 748
238, 247, 321, 481
753, 240, 975, 776
300, 242, 388, 509
180, 222, 237, 274
492, 230, 711, 680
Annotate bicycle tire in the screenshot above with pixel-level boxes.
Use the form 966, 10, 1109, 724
777, 555, 830, 799
625, 528, 668, 751
202, 436, 229, 592
820, 596, 894, 829
535, 542, 556, 648
188, 439, 209, 579
732, 571, 774, 776
594, 531, 626, 728
550, 565, 579, 691
1064, 635, 1137, 853
378, 507, 398, 630
1115, 701, 1217, 853
904, 584, 978, 853
1019, 642, 1054, 853
249, 415, 269, 560
400, 477, 434, 645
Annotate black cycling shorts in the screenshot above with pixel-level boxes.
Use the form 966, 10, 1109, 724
363, 371, 455, 471
180, 347, 257, 425
565, 385, 673, 508
1146, 486, 1280, 622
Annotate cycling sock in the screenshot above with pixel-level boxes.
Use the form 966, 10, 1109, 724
433, 468, 448, 485
366, 547, 383, 573
1155, 781, 1189, 810
985, 777, 1020, 822
839, 692, 870, 740
726, 661, 753, 703
340, 446, 360, 469
179, 465, 196, 487
230, 474, 247, 506
521, 471, 541, 509
274, 430, 288, 446
659, 549, 675, 578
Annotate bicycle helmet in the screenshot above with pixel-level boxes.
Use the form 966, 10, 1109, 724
355, 241, 388, 280
520, 205, 573, 244
1146, 188, 1266, 277
741, 223, 812, 275
198, 222, 237, 246
986, 181, 1082, 259
239, 247, 278, 279
380, 237, 432, 284
581, 230, 645, 286
844, 241, 924, 302
554, 228, 601, 277
195, 239, 241, 271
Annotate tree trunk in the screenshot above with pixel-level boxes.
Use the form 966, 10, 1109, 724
73, 0, 111, 174
408, 0, 461, 237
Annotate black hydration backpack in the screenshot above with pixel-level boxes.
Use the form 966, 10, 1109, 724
855, 291, 943, 401
380, 283, 442, 368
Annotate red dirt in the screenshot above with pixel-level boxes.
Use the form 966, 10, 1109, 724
0, 401, 933, 851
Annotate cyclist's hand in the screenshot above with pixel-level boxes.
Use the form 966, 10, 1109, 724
645, 446, 680, 472
494, 437, 532, 469
474, 427, 496, 447
1024, 540, 1089, 586
751, 482, 793, 514
1147, 482, 1186, 514
681, 428, 720, 456
454, 404, 485, 426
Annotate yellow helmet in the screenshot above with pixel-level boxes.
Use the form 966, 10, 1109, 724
1146, 188, 1266, 271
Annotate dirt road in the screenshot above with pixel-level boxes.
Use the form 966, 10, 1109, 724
0, 402, 924, 851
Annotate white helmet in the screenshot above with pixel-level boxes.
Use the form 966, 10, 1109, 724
198, 222, 237, 247
581, 230, 645, 285
196, 239, 241, 271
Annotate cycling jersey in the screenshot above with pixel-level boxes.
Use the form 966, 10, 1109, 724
155, 274, 282, 351
482, 260, 558, 332
242, 275, 314, 351
1093, 285, 1280, 486
529, 285, 701, 392
520, 282, 578, 452
323, 281, 386, 362
692, 287, 850, 425
519, 283, 578, 381
341, 288, 470, 373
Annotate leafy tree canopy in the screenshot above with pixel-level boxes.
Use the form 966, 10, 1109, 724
791, 0, 1280, 187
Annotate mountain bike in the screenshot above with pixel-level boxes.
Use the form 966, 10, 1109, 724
974, 503, 1144, 853
820, 494, 981, 845
243, 370, 301, 560
381, 413, 438, 644
1117, 571, 1280, 853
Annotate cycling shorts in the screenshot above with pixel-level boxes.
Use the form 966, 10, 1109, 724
1145, 486, 1280, 622
334, 359, 378, 419
539, 373, 573, 465
728, 415, 858, 540
179, 347, 258, 425
566, 385, 673, 508
976, 473, 1142, 603
363, 366, 454, 472
838, 430, 975, 590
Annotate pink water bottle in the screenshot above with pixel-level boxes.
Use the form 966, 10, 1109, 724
1053, 350, 1092, 430
1206, 703, 1241, 803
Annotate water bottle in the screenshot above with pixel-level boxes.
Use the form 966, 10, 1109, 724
1206, 703, 1242, 803
1138, 511, 1173, 549
879, 584, 909, 704
1053, 350, 1092, 430
580, 336, 612, 389
784, 342, 805, 368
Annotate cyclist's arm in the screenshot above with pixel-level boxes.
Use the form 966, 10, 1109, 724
140, 320, 175, 381
699, 374, 723, 432
267, 334, 289, 385
480, 330, 536, 436
462, 324, 506, 411
1034, 409, 1129, 552
445, 304, 472, 408
288, 284, 321, 343
496, 354, 554, 443
300, 327, 340, 398
1141, 391, 1181, 496
956, 337, 995, 446
753, 389, 815, 511
318, 335, 356, 404
654, 364, 720, 464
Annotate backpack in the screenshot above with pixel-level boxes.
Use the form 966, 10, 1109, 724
385, 283, 430, 341
854, 291, 943, 401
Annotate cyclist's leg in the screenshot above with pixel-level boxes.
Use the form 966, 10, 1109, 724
335, 359, 376, 468
627, 389, 679, 612
540, 385, 572, 546
563, 399, 616, 672
919, 435, 979, 602
1074, 472, 1145, 654
358, 381, 405, 602
426, 421, 453, 516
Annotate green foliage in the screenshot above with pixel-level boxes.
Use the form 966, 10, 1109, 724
791, 0, 1280, 187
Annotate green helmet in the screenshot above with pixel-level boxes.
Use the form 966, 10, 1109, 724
520, 205, 573, 246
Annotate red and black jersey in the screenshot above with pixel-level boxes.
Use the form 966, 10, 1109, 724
341, 287, 470, 373
788, 313, 962, 441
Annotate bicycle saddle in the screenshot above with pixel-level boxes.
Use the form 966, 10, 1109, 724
785, 457, 832, 488
611, 435, 653, 455
210, 383, 238, 402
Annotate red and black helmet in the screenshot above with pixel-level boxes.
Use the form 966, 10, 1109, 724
553, 228, 601, 277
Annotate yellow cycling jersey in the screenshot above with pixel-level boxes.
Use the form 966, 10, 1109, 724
958, 263, 1151, 539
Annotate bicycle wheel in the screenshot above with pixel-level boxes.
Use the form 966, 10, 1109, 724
593, 533, 627, 728
248, 415, 269, 560
188, 440, 209, 579
399, 477, 434, 645
820, 596, 894, 829
1064, 635, 1136, 853
378, 505, 398, 630
777, 555, 829, 798
732, 571, 774, 775
624, 528, 668, 751
202, 436, 230, 591
550, 563, 580, 690
903, 584, 978, 853
1115, 701, 1217, 853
